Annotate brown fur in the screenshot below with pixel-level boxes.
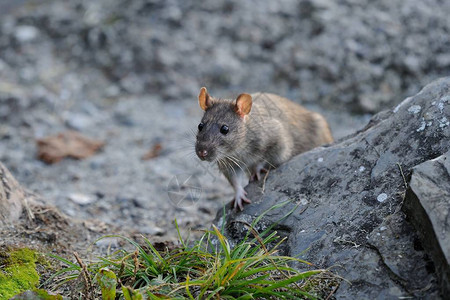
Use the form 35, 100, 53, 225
195, 88, 333, 210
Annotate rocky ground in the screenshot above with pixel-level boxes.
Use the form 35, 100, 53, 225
0, 0, 448, 243
218, 78, 450, 298
0, 0, 450, 296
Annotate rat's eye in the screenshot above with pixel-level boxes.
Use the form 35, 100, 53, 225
220, 125, 229, 135
198, 123, 204, 131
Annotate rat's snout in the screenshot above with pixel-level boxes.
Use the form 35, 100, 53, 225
197, 149, 208, 160
195, 142, 215, 161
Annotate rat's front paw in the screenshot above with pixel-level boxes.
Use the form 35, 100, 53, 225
250, 164, 268, 182
232, 188, 251, 211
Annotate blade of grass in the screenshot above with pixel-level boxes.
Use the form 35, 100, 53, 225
174, 219, 186, 248
260, 270, 323, 292
184, 274, 195, 300
220, 261, 245, 286
205, 286, 225, 300
236, 265, 295, 280
253, 200, 300, 241
212, 225, 231, 261
142, 235, 166, 267
47, 253, 80, 269
95, 235, 159, 274
251, 200, 292, 227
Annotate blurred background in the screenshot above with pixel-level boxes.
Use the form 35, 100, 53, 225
0, 0, 449, 239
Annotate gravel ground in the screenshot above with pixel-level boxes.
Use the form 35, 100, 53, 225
0, 85, 368, 241
2, 0, 447, 240
2, 0, 448, 112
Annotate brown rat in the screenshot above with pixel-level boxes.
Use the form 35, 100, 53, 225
195, 87, 333, 210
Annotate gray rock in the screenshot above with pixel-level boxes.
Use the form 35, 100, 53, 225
367, 213, 437, 295
404, 150, 450, 295
0, 162, 26, 225
215, 77, 450, 298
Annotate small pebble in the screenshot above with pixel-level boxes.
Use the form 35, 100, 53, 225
68, 193, 96, 205
14, 25, 39, 42
377, 193, 388, 203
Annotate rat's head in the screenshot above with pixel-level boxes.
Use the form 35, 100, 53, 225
195, 87, 252, 162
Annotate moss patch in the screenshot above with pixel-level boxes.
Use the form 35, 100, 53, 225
0, 248, 40, 299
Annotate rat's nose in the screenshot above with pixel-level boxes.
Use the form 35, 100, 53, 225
197, 149, 208, 160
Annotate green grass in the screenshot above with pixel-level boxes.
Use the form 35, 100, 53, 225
44, 217, 338, 299
41, 200, 340, 299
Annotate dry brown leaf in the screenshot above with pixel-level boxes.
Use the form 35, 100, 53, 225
141, 143, 162, 160
36, 130, 104, 164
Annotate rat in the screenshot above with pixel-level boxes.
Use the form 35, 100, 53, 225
195, 87, 333, 210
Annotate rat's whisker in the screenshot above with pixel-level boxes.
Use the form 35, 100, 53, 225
226, 154, 249, 174
217, 157, 236, 178
240, 151, 276, 169
184, 151, 197, 159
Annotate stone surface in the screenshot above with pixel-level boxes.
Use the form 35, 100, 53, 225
404, 150, 450, 295
0, 162, 26, 225
216, 78, 450, 298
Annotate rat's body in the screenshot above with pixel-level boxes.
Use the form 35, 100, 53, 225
195, 88, 333, 210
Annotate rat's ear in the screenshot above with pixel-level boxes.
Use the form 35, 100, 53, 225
234, 93, 252, 117
198, 87, 213, 111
